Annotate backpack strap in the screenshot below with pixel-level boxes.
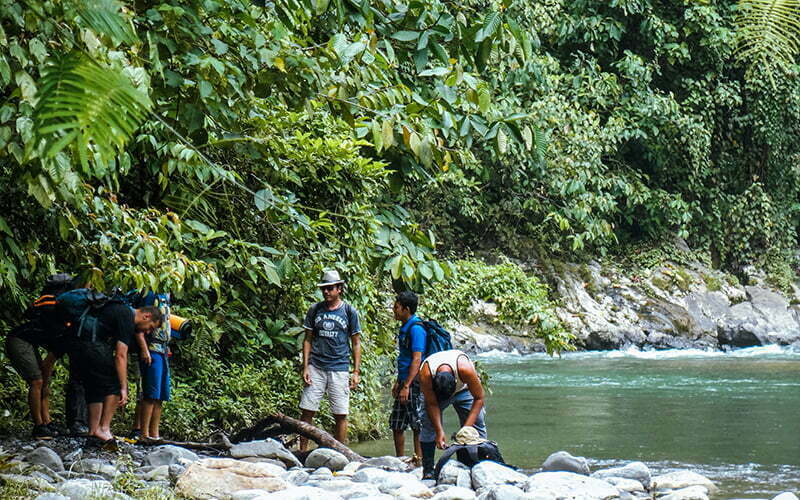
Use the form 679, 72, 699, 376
433, 444, 463, 481
404, 319, 427, 350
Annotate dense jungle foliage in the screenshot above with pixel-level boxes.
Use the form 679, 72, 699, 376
0, 0, 798, 438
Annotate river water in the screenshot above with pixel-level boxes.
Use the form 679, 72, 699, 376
352, 345, 800, 497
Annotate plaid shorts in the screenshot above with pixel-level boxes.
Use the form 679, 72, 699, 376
389, 381, 422, 431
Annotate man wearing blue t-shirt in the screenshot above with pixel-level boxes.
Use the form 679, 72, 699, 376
299, 270, 362, 450
390, 291, 426, 461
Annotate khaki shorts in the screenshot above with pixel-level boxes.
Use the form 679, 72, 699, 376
5, 335, 43, 381
300, 364, 350, 415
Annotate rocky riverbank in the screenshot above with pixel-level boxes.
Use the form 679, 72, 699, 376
2, 436, 797, 500
451, 249, 800, 354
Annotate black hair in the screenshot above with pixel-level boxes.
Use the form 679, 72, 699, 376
138, 305, 165, 326
395, 290, 418, 314
432, 370, 456, 402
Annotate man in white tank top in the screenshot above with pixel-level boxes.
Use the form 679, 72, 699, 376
418, 349, 487, 479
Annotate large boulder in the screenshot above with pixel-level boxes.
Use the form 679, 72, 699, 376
651, 471, 717, 494
230, 439, 302, 468
471, 461, 528, 490
363, 455, 408, 472
591, 462, 651, 489
659, 485, 710, 500
25, 446, 64, 472
602, 477, 645, 494
524, 471, 619, 499
175, 458, 288, 500
305, 448, 349, 471
144, 445, 200, 466
438, 461, 470, 486
541, 451, 590, 475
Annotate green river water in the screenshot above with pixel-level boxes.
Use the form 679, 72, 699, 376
352, 345, 800, 498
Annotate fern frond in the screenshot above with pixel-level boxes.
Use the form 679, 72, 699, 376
74, 0, 138, 45
735, 0, 800, 70
33, 52, 152, 173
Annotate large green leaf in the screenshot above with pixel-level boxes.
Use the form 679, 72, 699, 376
735, 0, 800, 72
74, 0, 138, 46
33, 52, 153, 172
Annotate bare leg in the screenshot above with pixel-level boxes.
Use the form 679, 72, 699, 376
87, 402, 102, 437
41, 382, 51, 425
140, 399, 156, 439
333, 414, 347, 444
149, 401, 163, 439
95, 394, 119, 441
413, 429, 422, 459
133, 399, 143, 432
299, 409, 316, 451
393, 429, 405, 456
28, 379, 44, 426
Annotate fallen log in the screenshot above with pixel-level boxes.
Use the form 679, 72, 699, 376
231, 412, 365, 462
135, 431, 233, 453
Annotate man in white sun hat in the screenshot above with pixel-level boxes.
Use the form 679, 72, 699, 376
299, 269, 362, 450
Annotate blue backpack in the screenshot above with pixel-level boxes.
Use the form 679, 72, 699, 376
406, 319, 453, 358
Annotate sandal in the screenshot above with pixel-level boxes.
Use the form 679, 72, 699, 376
100, 438, 118, 452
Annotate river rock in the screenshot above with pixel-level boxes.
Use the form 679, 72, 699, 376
259, 486, 338, 499
603, 477, 645, 493
231, 490, 272, 500
773, 493, 800, 500
0, 473, 53, 492
363, 455, 408, 471
70, 459, 118, 479
353, 466, 390, 483
241, 457, 287, 469
524, 471, 619, 499
57, 478, 114, 499
144, 445, 200, 466
392, 481, 435, 498
438, 460, 470, 485
175, 457, 288, 499
284, 469, 310, 485
309, 478, 382, 497
25, 446, 64, 472
305, 448, 349, 471
432, 486, 476, 499
591, 462, 651, 488
659, 485, 710, 500
474, 484, 532, 500
471, 461, 528, 490
34, 494, 69, 500
651, 471, 717, 494
541, 451, 590, 475
230, 439, 302, 468
138, 465, 169, 481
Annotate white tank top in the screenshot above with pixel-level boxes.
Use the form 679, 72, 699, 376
422, 350, 469, 394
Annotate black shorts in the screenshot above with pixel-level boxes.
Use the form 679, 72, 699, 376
389, 381, 422, 431
69, 340, 120, 404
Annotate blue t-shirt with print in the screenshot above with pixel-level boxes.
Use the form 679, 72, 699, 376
304, 301, 361, 372
397, 314, 426, 382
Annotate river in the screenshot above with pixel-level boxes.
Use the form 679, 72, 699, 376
352, 345, 800, 497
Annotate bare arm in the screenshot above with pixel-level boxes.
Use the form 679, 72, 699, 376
350, 333, 361, 389
458, 357, 485, 428
135, 333, 151, 365
115, 341, 129, 406
398, 351, 422, 403
302, 329, 313, 385
419, 363, 447, 449
41, 352, 59, 395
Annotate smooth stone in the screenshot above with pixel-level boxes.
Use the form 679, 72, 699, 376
659, 485, 710, 500
34, 494, 69, 500
474, 485, 534, 500
31, 469, 61, 484
391, 481, 434, 498
230, 439, 303, 468
175, 457, 288, 500
541, 451, 590, 475
438, 461, 469, 485
774, 494, 800, 500
591, 462, 651, 488
305, 448, 349, 472
310, 478, 382, 497
284, 469, 310, 485
471, 461, 528, 490
143, 445, 200, 466
25, 446, 65, 472
140, 465, 169, 481
352, 467, 390, 483
231, 489, 272, 500
62, 450, 82, 464
259, 486, 340, 499
58, 478, 114, 499
432, 485, 476, 499
339, 461, 363, 476
651, 471, 717, 494
524, 471, 619, 499
363, 455, 407, 472
241, 457, 287, 469
71, 459, 118, 479
603, 476, 645, 493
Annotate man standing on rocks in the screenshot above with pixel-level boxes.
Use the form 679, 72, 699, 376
418, 349, 487, 479
299, 270, 362, 450
390, 291, 425, 462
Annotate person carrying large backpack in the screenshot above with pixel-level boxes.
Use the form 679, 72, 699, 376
4, 273, 82, 440
59, 289, 163, 449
